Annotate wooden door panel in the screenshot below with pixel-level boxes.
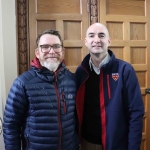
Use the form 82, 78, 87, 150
108, 47, 123, 60
99, 0, 150, 149
29, 0, 89, 73
106, 0, 145, 16
37, 0, 80, 14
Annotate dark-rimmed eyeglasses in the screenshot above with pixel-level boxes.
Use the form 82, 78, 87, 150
39, 44, 62, 53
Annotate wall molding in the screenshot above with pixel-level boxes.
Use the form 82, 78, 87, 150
90, 0, 98, 24
17, 0, 29, 74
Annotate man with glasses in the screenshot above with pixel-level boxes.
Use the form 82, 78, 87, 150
3, 30, 79, 150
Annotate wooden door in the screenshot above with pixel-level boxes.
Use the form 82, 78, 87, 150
99, 0, 150, 149
29, 0, 89, 73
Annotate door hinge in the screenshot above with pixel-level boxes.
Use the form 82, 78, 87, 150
87, 2, 90, 13
145, 88, 150, 94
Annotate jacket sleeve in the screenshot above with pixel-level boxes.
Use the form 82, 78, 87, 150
3, 78, 28, 150
123, 66, 144, 150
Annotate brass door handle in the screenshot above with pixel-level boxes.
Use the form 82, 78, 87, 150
0, 117, 2, 135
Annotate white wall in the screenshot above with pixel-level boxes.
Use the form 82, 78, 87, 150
0, 0, 17, 109
0, 0, 17, 149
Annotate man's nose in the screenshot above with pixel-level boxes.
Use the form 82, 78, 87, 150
48, 47, 55, 53
94, 35, 100, 42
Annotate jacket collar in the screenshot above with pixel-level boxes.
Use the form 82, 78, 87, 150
81, 49, 116, 70
30, 57, 66, 83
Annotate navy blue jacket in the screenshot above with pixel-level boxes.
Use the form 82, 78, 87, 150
75, 50, 144, 150
3, 58, 79, 150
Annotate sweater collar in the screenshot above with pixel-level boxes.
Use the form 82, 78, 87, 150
89, 52, 111, 75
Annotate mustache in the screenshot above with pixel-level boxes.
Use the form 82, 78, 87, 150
44, 54, 60, 58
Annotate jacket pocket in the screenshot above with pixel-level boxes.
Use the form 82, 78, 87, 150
62, 92, 67, 114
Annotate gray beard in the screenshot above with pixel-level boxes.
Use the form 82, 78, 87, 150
40, 61, 61, 72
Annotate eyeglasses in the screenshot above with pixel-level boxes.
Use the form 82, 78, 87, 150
39, 44, 62, 53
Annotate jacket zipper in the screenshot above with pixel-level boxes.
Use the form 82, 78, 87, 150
107, 74, 111, 99
54, 72, 62, 150
62, 90, 67, 114
26, 134, 29, 148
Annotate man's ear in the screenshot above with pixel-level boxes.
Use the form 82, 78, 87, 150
62, 47, 65, 55
84, 38, 87, 46
35, 48, 39, 58
108, 37, 111, 46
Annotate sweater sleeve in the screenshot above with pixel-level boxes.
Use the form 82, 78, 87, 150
123, 66, 144, 150
3, 78, 28, 150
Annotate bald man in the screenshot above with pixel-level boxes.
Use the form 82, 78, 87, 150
75, 23, 144, 150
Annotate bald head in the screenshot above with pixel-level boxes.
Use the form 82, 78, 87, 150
86, 23, 110, 38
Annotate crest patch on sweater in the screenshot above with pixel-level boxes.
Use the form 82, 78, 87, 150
68, 94, 73, 99
112, 73, 119, 81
